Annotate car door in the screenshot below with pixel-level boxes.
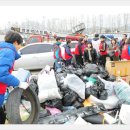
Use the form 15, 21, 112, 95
36, 44, 54, 68
14, 44, 43, 70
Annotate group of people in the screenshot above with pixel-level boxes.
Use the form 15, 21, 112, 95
53, 33, 130, 71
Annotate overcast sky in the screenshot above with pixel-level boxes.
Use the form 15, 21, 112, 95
0, 6, 130, 29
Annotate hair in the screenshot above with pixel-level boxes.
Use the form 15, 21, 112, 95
56, 37, 61, 42
5, 30, 23, 45
87, 40, 93, 48
111, 38, 117, 45
126, 37, 130, 45
79, 37, 84, 43
123, 34, 127, 38
100, 35, 105, 39
95, 34, 99, 38
67, 39, 71, 44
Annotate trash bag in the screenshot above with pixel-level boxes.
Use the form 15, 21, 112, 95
38, 105, 104, 124
55, 72, 67, 86
98, 76, 115, 96
83, 64, 99, 76
12, 68, 31, 82
29, 75, 39, 95
44, 99, 63, 111
83, 114, 108, 124
63, 89, 79, 106
114, 79, 130, 104
39, 109, 51, 119
45, 106, 62, 115
75, 68, 83, 76
98, 66, 109, 79
85, 80, 108, 100
119, 104, 130, 124
87, 95, 119, 109
64, 74, 85, 99
107, 75, 116, 82
77, 97, 85, 103
38, 69, 62, 103
72, 101, 84, 109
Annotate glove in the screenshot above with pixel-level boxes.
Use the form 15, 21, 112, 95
18, 82, 29, 90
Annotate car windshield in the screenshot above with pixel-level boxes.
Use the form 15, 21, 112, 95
29, 38, 39, 44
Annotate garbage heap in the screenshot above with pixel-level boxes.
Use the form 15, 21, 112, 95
29, 64, 130, 125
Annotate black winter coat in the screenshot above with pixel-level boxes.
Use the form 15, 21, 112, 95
84, 48, 97, 64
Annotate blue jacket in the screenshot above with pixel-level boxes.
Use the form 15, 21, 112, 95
54, 42, 62, 59
63, 44, 72, 56
128, 45, 130, 56
0, 42, 21, 88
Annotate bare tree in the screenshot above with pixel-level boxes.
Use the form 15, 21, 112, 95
92, 15, 96, 33
123, 13, 129, 32
117, 14, 121, 31
99, 14, 103, 33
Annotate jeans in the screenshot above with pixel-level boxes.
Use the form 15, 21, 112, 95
55, 58, 62, 72
98, 55, 107, 67
75, 55, 83, 66
0, 94, 4, 107
65, 59, 72, 66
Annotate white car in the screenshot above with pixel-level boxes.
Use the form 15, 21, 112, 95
14, 42, 55, 70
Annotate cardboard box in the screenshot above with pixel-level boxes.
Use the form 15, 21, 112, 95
106, 60, 130, 77
116, 76, 130, 85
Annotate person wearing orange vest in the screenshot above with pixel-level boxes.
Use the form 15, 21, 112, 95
53, 37, 62, 72
121, 37, 130, 60
75, 38, 84, 66
98, 35, 108, 67
0, 31, 29, 124
63, 39, 73, 66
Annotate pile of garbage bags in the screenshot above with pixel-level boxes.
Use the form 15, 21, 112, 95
28, 64, 130, 124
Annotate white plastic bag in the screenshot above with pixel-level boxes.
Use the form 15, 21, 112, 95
98, 76, 116, 96
88, 95, 119, 109
38, 69, 62, 103
12, 68, 31, 82
114, 79, 130, 104
64, 74, 85, 99
119, 104, 130, 124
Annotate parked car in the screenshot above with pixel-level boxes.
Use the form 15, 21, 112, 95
26, 35, 45, 45
14, 42, 55, 70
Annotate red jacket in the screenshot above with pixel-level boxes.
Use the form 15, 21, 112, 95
63, 45, 73, 60
65, 51, 73, 60
0, 66, 13, 94
75, 43, 84, 55
53, 44, 62, 59
113, 46, 119, 57
99, 42, 107, 56
121, 44, 130, 60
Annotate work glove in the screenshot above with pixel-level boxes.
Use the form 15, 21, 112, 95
18, 82, 29, 90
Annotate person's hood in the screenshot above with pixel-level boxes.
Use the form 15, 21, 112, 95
55, 42, 61, 46
0, 41, 21, 60
93, 37, 99, 41
63, 44, 71, 48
